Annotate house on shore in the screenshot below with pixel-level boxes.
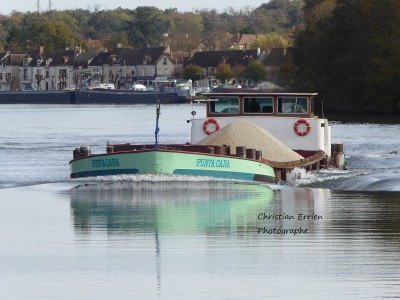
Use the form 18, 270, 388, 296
71, 45, 176, 89
0, 44, 289, 91
230, 33, 266, 50
0, 52, 24, 91
185, 49, 261, 87
17, 47, 77, 91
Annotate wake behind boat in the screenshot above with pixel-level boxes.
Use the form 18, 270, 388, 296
69, 91, 346, 183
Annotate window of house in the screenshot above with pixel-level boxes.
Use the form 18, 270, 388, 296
244, 97, 274, 114
59, 69, 67, 76
1, 61, 5, 69
6, 73, 11, 81
46, 70, 50, 78
209, 96, 240, 114
0, 73, 3, 81
23, 69, 28, 80
163, 57, 167, 65
23, 58, 29, 66
277, 97, 308, 114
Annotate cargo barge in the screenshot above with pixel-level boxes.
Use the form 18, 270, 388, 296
70, 92, 346, 183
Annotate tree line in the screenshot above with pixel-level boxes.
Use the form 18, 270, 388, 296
291, 0, 400, 114
0, 0, 302, 52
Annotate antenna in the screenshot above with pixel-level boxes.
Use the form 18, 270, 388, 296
36, 0, 40, 12
48, 0, 52, 10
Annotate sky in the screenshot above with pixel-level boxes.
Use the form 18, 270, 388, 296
1, 0, 268, 14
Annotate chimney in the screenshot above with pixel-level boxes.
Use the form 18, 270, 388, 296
163, 43, 171, 54
213, 41, 220, 51
39, 46, 44, 55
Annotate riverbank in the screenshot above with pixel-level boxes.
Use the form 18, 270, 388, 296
0, 90, 188, 104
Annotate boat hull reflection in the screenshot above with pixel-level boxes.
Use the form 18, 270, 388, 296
69, 181, 274, 234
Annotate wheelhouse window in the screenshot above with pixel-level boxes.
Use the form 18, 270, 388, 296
209, 96, 240, 114
278, 97, 308, 114
244, 97, 274, 114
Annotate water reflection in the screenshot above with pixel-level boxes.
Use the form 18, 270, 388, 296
69, 181, 274, 235
68, 181, 400, 243
65, 182, 400, 299
329, 191, 400, 238
69, 181, 332, 237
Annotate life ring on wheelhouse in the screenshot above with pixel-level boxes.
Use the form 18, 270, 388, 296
203, 118, 221, 135
294, 119, 311, 136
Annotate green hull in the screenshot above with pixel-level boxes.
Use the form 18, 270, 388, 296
70, 150, 276, 183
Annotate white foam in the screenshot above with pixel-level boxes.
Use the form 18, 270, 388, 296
71, 173, 246, 183
288, 168, 369, 187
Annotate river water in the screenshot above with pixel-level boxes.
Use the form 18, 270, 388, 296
0, 104, 399, 299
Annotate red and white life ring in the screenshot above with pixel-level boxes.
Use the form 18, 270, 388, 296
294, 119, 311, 136
203, 118, 221, 135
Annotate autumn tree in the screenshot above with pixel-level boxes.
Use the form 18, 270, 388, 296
196, 9, 230, 50
246, 61, 267, 85
23, 20, 78, 50
215, 63, 233, 83
101, 32, 129, 51
255, 0, 304, 34
183, 64, 204, 82
127, 6, 163, 48
232, 64, 247, 85
251, 32, 289, 50
0, 5, 305, 53
169, 12, 203, 52
293, 0, 400, 113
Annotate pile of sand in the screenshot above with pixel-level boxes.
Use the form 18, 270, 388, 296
196, 120, 303, 162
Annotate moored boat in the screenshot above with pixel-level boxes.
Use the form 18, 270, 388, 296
0, 89, 190, 105
0, 78, 193, 104
69, 91, 346, 183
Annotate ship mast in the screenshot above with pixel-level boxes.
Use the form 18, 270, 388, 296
154, 99, 161, 149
